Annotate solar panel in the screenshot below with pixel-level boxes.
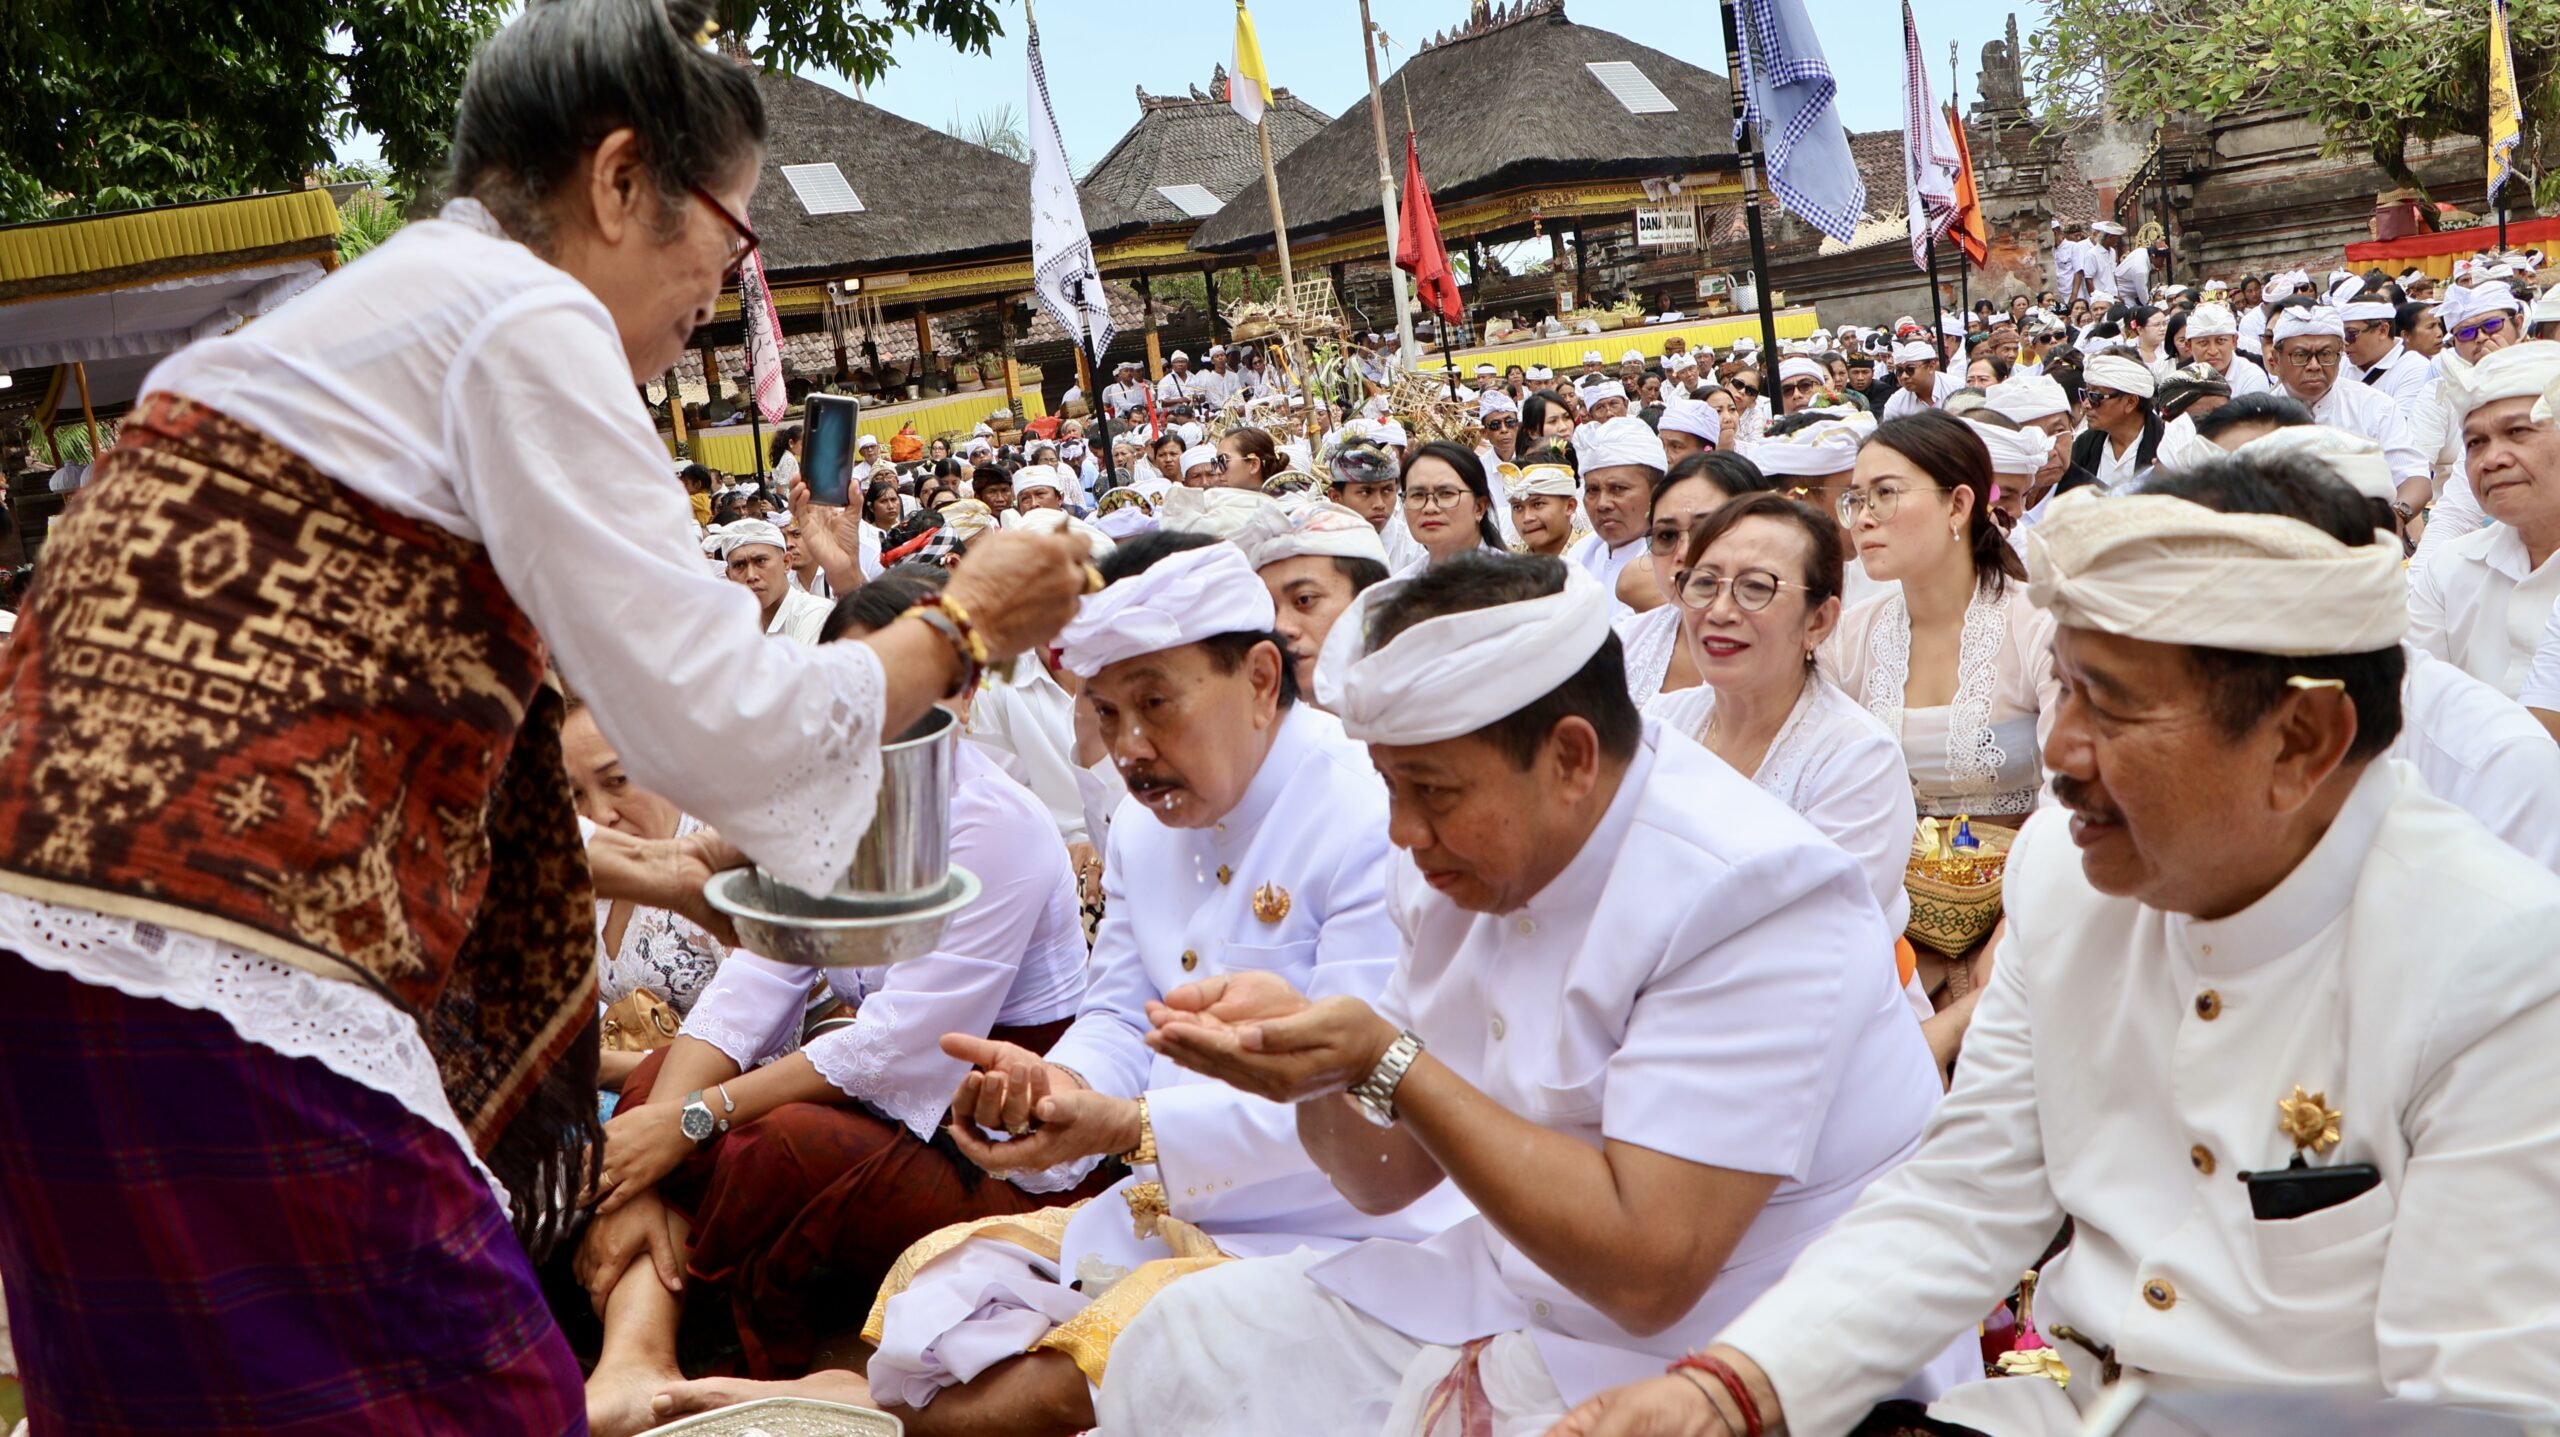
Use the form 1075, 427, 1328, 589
1586, 61, 1677, 116
1155, 183, 1225, 218
782, 163, 865, 215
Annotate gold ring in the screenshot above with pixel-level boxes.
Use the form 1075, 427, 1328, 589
1081, 563, 1106, 594
1007, 1122, 1031, 1138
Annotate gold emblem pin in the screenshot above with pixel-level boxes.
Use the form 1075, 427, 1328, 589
2278, 1085, 2343, 1155
1251, 882, 1291, 924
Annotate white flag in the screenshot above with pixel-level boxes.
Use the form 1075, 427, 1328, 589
1028, 14, 1114, 362
741, 247, 787, 426
1901, 0, 1959, 272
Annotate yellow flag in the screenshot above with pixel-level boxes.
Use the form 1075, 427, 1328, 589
1231, 0, 1272, 127
2488, 0, 2524, 206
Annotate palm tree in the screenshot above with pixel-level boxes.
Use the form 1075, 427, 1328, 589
945, 104, 1030, 163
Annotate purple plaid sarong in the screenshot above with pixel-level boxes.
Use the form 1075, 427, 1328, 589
0, 951, 585, 1435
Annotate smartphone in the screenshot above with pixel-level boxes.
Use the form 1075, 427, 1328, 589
801, 393, 861, 506
2239, 1160, 2380, 1221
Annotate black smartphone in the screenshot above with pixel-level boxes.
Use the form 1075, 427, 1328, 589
2239, 1161, 2380, 1221
802, 393, 861, 507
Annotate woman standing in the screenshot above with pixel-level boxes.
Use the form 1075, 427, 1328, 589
1615, 452, 1777, 707
1398, 440, 1506, 569
0, 1, 1089, 1428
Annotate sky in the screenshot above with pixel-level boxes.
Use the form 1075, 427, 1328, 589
337, 1, 2043, 176
848, 0, 2044, 174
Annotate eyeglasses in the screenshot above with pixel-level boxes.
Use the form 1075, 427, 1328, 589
2083, 387, 2128, 407
1404, 486, 1475, 511
1209, 453, 1232, 473
2276, 346, 2344, 369
2455, 315, 2511, 344
1837, 479, 1946, 526
1673, 567, 1799, 612
1729, 381, 1760, 397
690, 184, 759, 275
1893, 363, 1929, 379
1781, 378, 1822, 395
1483, 414, 1518, 430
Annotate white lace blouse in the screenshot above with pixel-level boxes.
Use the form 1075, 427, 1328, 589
1614, 604, 1685, 709
1824, 583, 2060, 818
1644, 679, 1917, 938
0, 199, 896, 1203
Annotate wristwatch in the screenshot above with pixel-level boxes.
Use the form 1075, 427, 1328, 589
1344, 1029, 1425, 1128
680, 1085, 735, 1146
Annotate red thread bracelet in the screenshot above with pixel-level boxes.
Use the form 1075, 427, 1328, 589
1668, 1352, 1764, 1437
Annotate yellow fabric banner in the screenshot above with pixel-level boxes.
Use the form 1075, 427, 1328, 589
2488, 0, 2525, 207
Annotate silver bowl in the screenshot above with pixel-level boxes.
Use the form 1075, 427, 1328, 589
706, 865, 981, 969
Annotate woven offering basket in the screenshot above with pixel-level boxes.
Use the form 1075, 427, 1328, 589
1904, 818, 2017, 958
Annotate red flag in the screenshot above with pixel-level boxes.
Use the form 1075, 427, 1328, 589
1944, 102, 1990, 268
1395, 133, 1463, 326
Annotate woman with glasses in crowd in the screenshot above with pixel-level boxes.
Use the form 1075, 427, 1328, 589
1646, 491, 1929, 1021
1824, 412, 2055, 1062
1397, 440, 1506, 570
1615, 452, 1779, 707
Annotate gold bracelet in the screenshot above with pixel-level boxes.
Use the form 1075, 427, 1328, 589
927, 591, 992, 667
899, 604, 979, 698
1120, 1095, 1157, 1167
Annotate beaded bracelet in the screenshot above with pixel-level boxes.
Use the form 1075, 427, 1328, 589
1667, 1352, 1763, 1437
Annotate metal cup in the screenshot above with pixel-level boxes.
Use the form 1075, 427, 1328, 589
832, 704, 958, 901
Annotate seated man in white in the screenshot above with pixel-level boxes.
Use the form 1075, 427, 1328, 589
1551, 471, 2560, 1437
2408, 340, 2560, 700
2230, 426, 2560, 874
1094, 552, 1961, 1436
652, 534, 1471, 1435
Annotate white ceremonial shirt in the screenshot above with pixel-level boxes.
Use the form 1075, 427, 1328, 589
2211, 354, 2272, 397
1200, 367, 1247, 409
2394, 645, 2560, 875
1566, 530, 1647, 618
1882, 371, 1962, 423
1719, 763, 2560, 1436
2407, 518, 2560, 698
765, 584, 834, 645
1035, 706, 1472, 1272
680, 744, 1088, 1140
0, 198, 893, 1201
963, 657, 1089, 846
2285, 379, 2426, 491
1307, 724, 1948, 1406
1102, 381, 1150, 417
2355, 341, 2437, 414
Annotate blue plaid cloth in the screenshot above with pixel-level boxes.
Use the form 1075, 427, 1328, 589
1733, 0, 1866, 244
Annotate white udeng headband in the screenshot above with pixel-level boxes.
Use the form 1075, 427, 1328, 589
1056, 542, 1278, 678
1314, 562, 1613, 745
2025, 492, 2408, 656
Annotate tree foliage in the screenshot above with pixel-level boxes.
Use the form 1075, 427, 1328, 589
722, 0, 1003, 89
0, 0, 508, 222
1, 0, 1007, 223
945, 104, 1029, 162
2025, 0, 2560, 206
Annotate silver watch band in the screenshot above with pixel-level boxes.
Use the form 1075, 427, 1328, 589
1346, 1029, 1424, 1128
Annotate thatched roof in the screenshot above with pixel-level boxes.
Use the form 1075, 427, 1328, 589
745, 69, 1146, 283
1190, 0, 1736, 255
1081, 72, 1332, 228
